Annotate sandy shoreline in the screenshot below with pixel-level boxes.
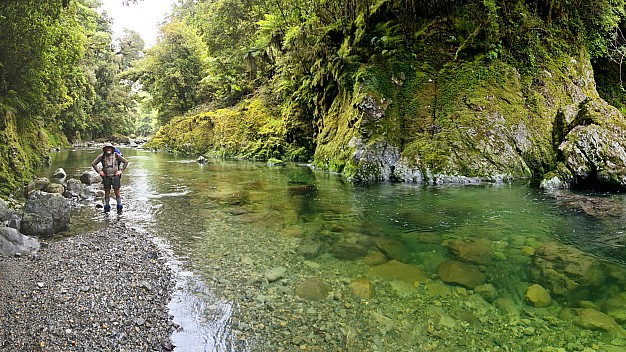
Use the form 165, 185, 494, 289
0, 223, 175, 352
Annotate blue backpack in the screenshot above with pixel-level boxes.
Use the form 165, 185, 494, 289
114, 147, 123, 167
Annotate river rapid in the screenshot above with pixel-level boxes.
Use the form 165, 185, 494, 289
36, 147, 626, 351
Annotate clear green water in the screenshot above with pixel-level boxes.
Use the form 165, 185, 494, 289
37, 148, 626, 351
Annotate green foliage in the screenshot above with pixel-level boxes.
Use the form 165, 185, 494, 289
128, 22, 207, 125
0, 0, 83, 120
145, 96, 310, 160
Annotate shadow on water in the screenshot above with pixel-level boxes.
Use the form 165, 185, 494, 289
37, 148, 626, 351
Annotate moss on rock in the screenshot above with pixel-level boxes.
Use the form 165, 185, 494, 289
0, 110, 66, 195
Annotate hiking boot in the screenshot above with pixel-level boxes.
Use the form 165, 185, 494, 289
104, 204, 111, 213
117, 204, 123, 214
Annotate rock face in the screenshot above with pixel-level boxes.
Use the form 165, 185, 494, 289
305, 19, 626, 190
0, 226, 40, 256
21, 191, 70, 237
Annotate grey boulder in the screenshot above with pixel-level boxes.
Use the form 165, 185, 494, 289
21, 191, 70, 237
0, 226, 40, 256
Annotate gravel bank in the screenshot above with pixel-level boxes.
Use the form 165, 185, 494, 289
0, 223, 175, 352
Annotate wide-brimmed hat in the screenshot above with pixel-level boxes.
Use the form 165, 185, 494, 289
102, 142, 115, 153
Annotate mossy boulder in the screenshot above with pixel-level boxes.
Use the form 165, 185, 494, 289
525, 284, 552, 308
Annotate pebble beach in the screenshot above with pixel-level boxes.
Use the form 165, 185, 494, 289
0, 223, 175, 352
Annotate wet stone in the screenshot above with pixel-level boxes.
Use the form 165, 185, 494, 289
437, 260, 486, 289
295, 277, 330, 301
370, 260, 428, 284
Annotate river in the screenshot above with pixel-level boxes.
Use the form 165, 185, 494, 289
36, 147, 626, 351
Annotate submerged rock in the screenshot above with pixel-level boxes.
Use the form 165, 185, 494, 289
295, 277, 330, 301
447, 238, 493, 264
525, 284, 552, 308
373, 237, 411, 263
436, 260, 486, 289
560, 308, 626, 337
370, 260, 427, 284
331, 241, 368, 260
349, 278, 372, 299
531, 242, 605, 300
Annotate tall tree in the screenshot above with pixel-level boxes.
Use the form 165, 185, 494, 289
129, 21, 207, 125
0, 0, 84, 121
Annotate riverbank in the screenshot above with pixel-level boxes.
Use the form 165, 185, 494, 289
0, 222, 175, 352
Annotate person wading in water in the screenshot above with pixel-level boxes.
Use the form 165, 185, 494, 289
92, 143, 129, 214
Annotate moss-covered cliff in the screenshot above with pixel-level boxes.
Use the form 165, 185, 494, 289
148, 0, 626, 189
146, 97, 309, 161
0, 110, 69, 195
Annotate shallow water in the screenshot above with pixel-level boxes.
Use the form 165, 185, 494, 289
37, 148, 626, 351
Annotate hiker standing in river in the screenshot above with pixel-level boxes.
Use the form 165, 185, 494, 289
92, 143, 129, 214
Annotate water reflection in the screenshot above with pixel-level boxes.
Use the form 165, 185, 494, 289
37, 148, 626, 350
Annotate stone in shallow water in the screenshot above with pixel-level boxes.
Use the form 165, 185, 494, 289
531, 241, 605, 299
295, 278, 329, 301
373, 237, 411, 263
447, 238, 493, 264
331, 241, 368, 260
361, 251, 388, 266
349, 278, 372, 299
370, 260, 427, 284
474, 283, 497, 303
525, 283, 551, 308
436, 260, 486, 289
296, 240, 321, 259
561, 308, 626, 337
425, 282, 453, 298
264, 267, 287, 282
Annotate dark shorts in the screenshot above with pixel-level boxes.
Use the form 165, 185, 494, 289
103, 175, 121, 190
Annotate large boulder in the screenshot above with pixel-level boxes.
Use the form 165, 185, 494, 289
0, 198, 12, 222
21, 191, 70, 237
65, 178, 98, 200
0, 226, 40, 256
80, 170, 102, 185
543, 99, 626, 190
